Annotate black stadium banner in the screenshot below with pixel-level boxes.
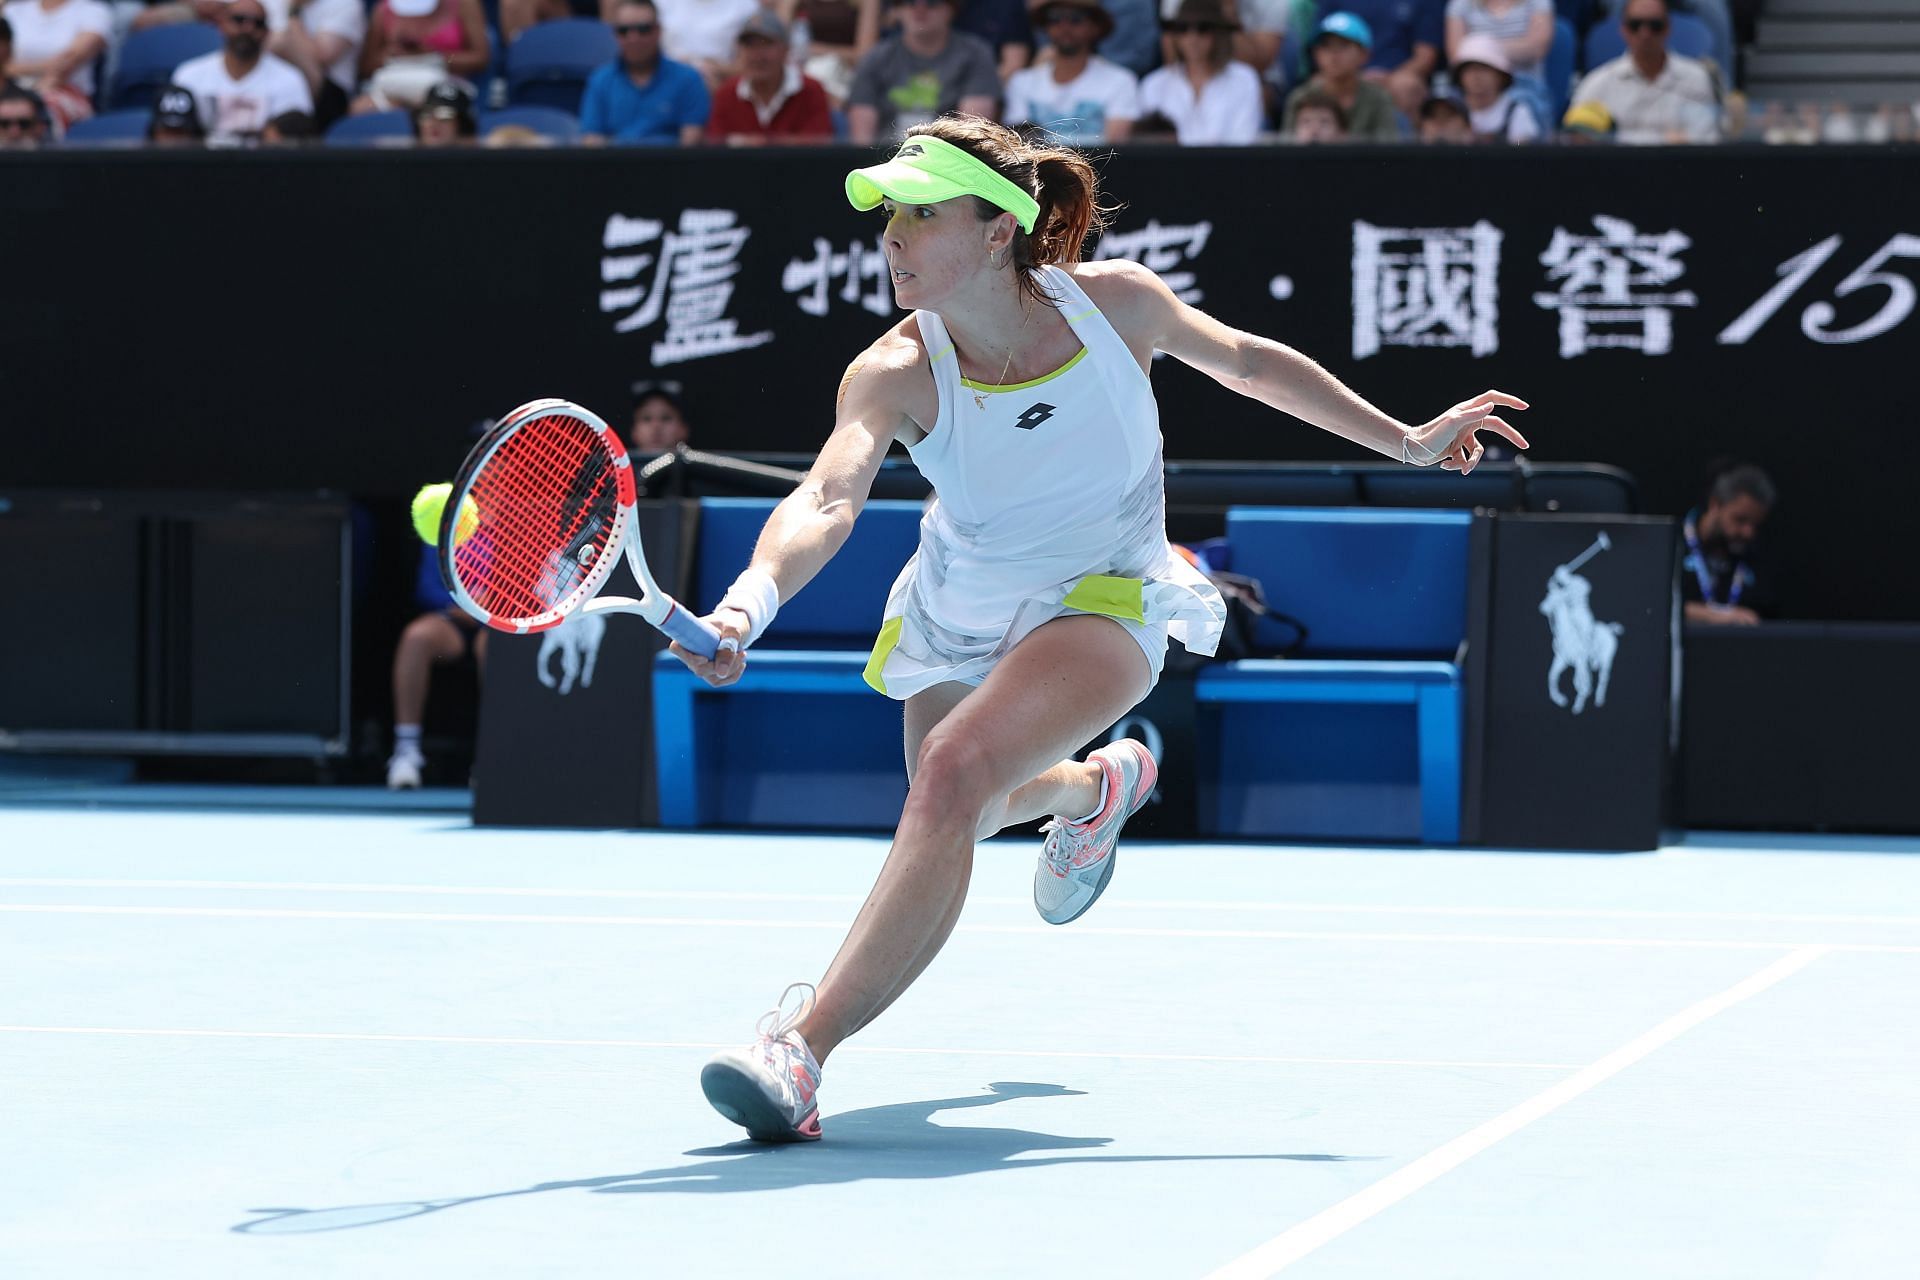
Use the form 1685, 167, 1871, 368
4, 147, 1917, 623
1469, 514, 1678, 852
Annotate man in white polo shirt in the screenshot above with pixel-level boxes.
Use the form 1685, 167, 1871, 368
170, 0, 312, 142
1569, 0, 1718, 145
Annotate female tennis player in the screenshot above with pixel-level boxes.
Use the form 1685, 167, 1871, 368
676, 115, 1529, 1143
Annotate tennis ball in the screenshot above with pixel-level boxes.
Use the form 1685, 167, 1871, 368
410, 483, 479, 546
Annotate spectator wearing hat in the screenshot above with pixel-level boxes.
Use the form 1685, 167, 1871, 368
1559, 97, 1612, 143
0, 80, 47, 145
1416, 91, 1469, 141
1138, 0, 1260, 144
0, 0, 110, 131
1314, 0, 1441, 118
171, 0, 314, 142
1003, 0, 1138, 143
706, 9, 834, 143
1570, 0, 1719, 145
1282, 11, 1397, 140
1449, 31, 1538, 141
146, 83, 206, 144
354, 0, 487, 114
412, 76, 476, 143
1288, 84, 1345, 140
654, 0, 761, 90
581, 0, 710, 144
845, 0, 997, 144
269, 0, 366, 127
1444, 0, 1551, 86
629, 380, 692, 455
1158, 0, 1285, 83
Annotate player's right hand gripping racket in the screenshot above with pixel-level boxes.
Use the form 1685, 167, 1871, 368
439, 398, 720, 658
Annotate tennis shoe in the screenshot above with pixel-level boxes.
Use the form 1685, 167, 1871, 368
386, 752, 423, 790
1034, 739, 1157, 926
701, 982, 823, 1142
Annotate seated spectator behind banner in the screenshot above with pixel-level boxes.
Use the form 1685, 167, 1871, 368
1449, 32, 1539, 141
1417, 91, 1470, 140
778, 0, 881, 105
0, 80, 47, 144
655, 0, 760, 89
706, 9, 834, 143
412, 75, 477, 142
1281, 11, 1398, 141
581, 0, 711, 144
1570, 0, 1718, 144
954, 0, 1032, 82
845, 0, 997, 144
1317, 0, 1442, 118
1, 0, 109, 131
1137, 0, 1260, 145
354, 0, 488, 114
270, 0, 366, 127
261, 106, 313, 140
172, 0, 314, 142
628, 379, 692, 455
1558, 96, 1612, 143
1444, 0, 1551, 87
1003, 0, 1138, 144
1682, 462, 1774, 626
147, 83, 207, 143
1159, 0, 1285, 83
1288, 83, 1345, 140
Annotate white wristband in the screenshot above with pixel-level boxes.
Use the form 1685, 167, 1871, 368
717, 566, 780, 648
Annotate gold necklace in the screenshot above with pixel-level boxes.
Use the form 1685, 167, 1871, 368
971, 346, 1016, 411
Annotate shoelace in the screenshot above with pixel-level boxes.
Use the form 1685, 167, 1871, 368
1039, 817, 1091, 872
753, 982, 817, 1071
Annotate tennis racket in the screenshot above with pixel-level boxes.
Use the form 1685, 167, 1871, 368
438, 398, 719, 658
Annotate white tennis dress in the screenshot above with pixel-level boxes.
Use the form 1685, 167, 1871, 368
862, 265, 1226, 699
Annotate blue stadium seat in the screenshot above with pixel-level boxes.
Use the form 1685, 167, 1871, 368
1545, 18, 1577, 119
107, 23, 221, 112
1581, 12, 1717, 80
62, 109, 153, 145
478, 103, 580, 142
505, 18, 616, 112
653, 498, 926, 828
323, 110, 415, 147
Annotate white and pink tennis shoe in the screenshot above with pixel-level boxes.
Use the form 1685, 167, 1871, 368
1034, 739, 1158, 926
701, 982, 824, 1142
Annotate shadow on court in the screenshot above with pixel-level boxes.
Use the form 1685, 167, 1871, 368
235, 1082, 1371, 1235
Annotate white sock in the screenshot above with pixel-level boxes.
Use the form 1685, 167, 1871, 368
393, 724, 423, 760
1070, 770, 1109, 825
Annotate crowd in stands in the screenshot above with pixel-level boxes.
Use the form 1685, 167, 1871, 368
0, 0, 1914, 148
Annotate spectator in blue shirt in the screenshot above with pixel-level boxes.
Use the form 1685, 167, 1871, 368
580, 0, 712, 144
1316, 0, 1441, 116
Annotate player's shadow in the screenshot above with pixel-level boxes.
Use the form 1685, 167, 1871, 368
235, 1081, 1371, 1234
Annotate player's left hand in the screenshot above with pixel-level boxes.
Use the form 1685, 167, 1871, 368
1403, 391, 1530, 474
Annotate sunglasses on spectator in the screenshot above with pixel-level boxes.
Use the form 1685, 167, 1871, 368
888, 0, 950, 9
0, 116, 37, 131
1623, 17, 1667, 32
1162, 21, 1222, 33
1046, 9, 1092, 23
615, 21, 658, 33
225, 11, 267, 27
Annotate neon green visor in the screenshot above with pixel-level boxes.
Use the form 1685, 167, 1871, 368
845, 135, 1039, 234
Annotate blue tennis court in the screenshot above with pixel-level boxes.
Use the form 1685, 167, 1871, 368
2, 793, 1916, 1277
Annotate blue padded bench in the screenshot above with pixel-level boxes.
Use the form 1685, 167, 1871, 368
653, 497, 925, 828
1194, 508, 1472, 844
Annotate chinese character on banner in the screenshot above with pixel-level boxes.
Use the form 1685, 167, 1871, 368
1533, 215, 1698, 358
781, 236, 894, 318
1094, 220, 1213, 304
598, 210, 774, 366
1351, 220, 1503, 360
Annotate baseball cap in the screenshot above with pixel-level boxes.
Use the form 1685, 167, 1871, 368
1452, 33, 1514, 79
417, 79, 475, 119
151, 85, 203, 134
1313, 11, 1373, 50
389, 0, 438, 17
846, 134, 1040, 233
1562, 100, 1615, 137
737, 9, 790, 42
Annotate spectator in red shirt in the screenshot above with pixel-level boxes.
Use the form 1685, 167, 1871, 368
706, 9, 835, 143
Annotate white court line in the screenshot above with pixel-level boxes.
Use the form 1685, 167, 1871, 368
1202, 945, 1830, 1279
3, 878, 1916, 927
0, 1025, 1580, 1071
4, 902, 1919, 952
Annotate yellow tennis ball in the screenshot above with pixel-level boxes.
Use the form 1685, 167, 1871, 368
410, 483, 479, 546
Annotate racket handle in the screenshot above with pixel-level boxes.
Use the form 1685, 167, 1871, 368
660, 603, 722, 659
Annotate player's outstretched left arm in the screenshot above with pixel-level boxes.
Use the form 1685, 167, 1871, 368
1090, 260, 1530, 473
